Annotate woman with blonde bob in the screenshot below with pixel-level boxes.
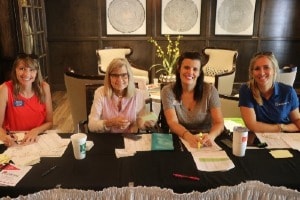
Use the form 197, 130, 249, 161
239, 52, 300, 133
88, 58, 156, 133
0, 53, 53, 146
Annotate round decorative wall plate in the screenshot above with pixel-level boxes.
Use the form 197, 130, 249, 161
108, 0, 145, 33
217, 0, 254, 34
163, 0, 198, 32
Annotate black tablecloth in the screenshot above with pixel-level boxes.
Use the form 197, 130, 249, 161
1, 133, 300, 198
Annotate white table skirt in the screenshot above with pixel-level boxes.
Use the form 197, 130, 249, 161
2, 181, 299, 200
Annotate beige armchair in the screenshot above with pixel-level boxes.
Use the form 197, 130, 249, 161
64, 70, 105, 132
202, 47, 238, 96
96, 48, 149, 89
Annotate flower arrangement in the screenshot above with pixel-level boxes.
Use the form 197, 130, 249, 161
149, 35, 182, 76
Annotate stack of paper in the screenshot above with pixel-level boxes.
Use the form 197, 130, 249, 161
3, 131, 70, 166
255, 133, 300, 150
180, 137, 234, 172
0, 163, 32, 186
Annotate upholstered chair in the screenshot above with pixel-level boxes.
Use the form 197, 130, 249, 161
96, 48, 149, 89
202, 47, 238, 96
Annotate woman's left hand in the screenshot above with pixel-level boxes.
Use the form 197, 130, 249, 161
201, 134, 214, 147
21, 129, 39, 144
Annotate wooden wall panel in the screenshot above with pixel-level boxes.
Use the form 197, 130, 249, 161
43, 0, 300, 90
48, 41, 98, 91
260, 0, 300, 37
45, 0, 98, 38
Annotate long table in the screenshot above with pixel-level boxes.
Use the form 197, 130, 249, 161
1, 132, 300, 198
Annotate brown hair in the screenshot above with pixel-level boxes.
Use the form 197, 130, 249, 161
11, 54, 45, 102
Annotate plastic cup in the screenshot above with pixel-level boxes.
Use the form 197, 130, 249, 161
232, 126, 248, 157
71, 133, 87, 160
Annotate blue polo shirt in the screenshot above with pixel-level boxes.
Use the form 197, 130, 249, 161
239, 82, 299, 124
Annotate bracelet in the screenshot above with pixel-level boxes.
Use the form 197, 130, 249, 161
181, 130, 189, 138
277, 124, 283, 132
103, 120, 110, 131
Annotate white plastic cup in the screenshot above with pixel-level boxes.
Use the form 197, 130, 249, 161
232, 126, 248, 157
71, 133, 87, 160
153, 78, 158, 84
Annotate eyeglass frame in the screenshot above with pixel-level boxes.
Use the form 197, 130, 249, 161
109, 73, 129, 79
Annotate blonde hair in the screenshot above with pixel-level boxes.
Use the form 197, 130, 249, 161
11, 54, 45, 102
103, 58, 136, 98
247, 53, 279, 105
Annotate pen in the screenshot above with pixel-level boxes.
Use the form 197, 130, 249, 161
6, 128, 18, 144
173, 173, 200, 181
42, 165, 57, 177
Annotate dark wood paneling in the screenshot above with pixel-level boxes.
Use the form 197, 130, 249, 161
45, 0, 98, 38
43, 0, 300, 90
260, 0, 300, 38
48, 41, 98, 91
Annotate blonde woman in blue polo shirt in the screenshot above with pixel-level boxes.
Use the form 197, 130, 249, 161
239, 52, 300, 133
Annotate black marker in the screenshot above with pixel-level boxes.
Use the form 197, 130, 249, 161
42, 166, 57, 177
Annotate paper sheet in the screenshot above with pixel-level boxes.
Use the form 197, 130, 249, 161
179, 137, 234, 171
269, 150, 293, 158
0, 164, 32, 186
224, 118, 245, 132
141, 112, 158, 122
3, 131, 70, 166
124, 134, 152, 152
179, 137, 222, 153
192, 150, 235, 172
255, 133, 295, 149
281, 133, 300, 151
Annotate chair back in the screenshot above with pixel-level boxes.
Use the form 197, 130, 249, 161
85, 84, 103, 118
156, 83, 171, 133
96, 48, 131, 74
64, 70, 105, 132
219, 94, 241, 118
202, 47, 238, 95
276, 65, 297, 86
96, 48, 149, 88
202, 48, 238, 76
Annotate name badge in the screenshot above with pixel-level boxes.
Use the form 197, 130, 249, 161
14, 100, 24, 107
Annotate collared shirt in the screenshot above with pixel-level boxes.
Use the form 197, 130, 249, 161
239, 82, 299, 124
88, 86, 147, 133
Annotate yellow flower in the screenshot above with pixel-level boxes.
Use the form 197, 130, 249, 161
149, 35, 182, 75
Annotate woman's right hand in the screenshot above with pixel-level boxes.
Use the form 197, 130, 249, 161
1, 134, 17, 147
182, 132, 201, 148
111, 117, 130, 130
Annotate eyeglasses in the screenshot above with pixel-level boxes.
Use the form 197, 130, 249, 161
110, 73, 128, 79
17, 53, 39, 60
253, 51, 274, 57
